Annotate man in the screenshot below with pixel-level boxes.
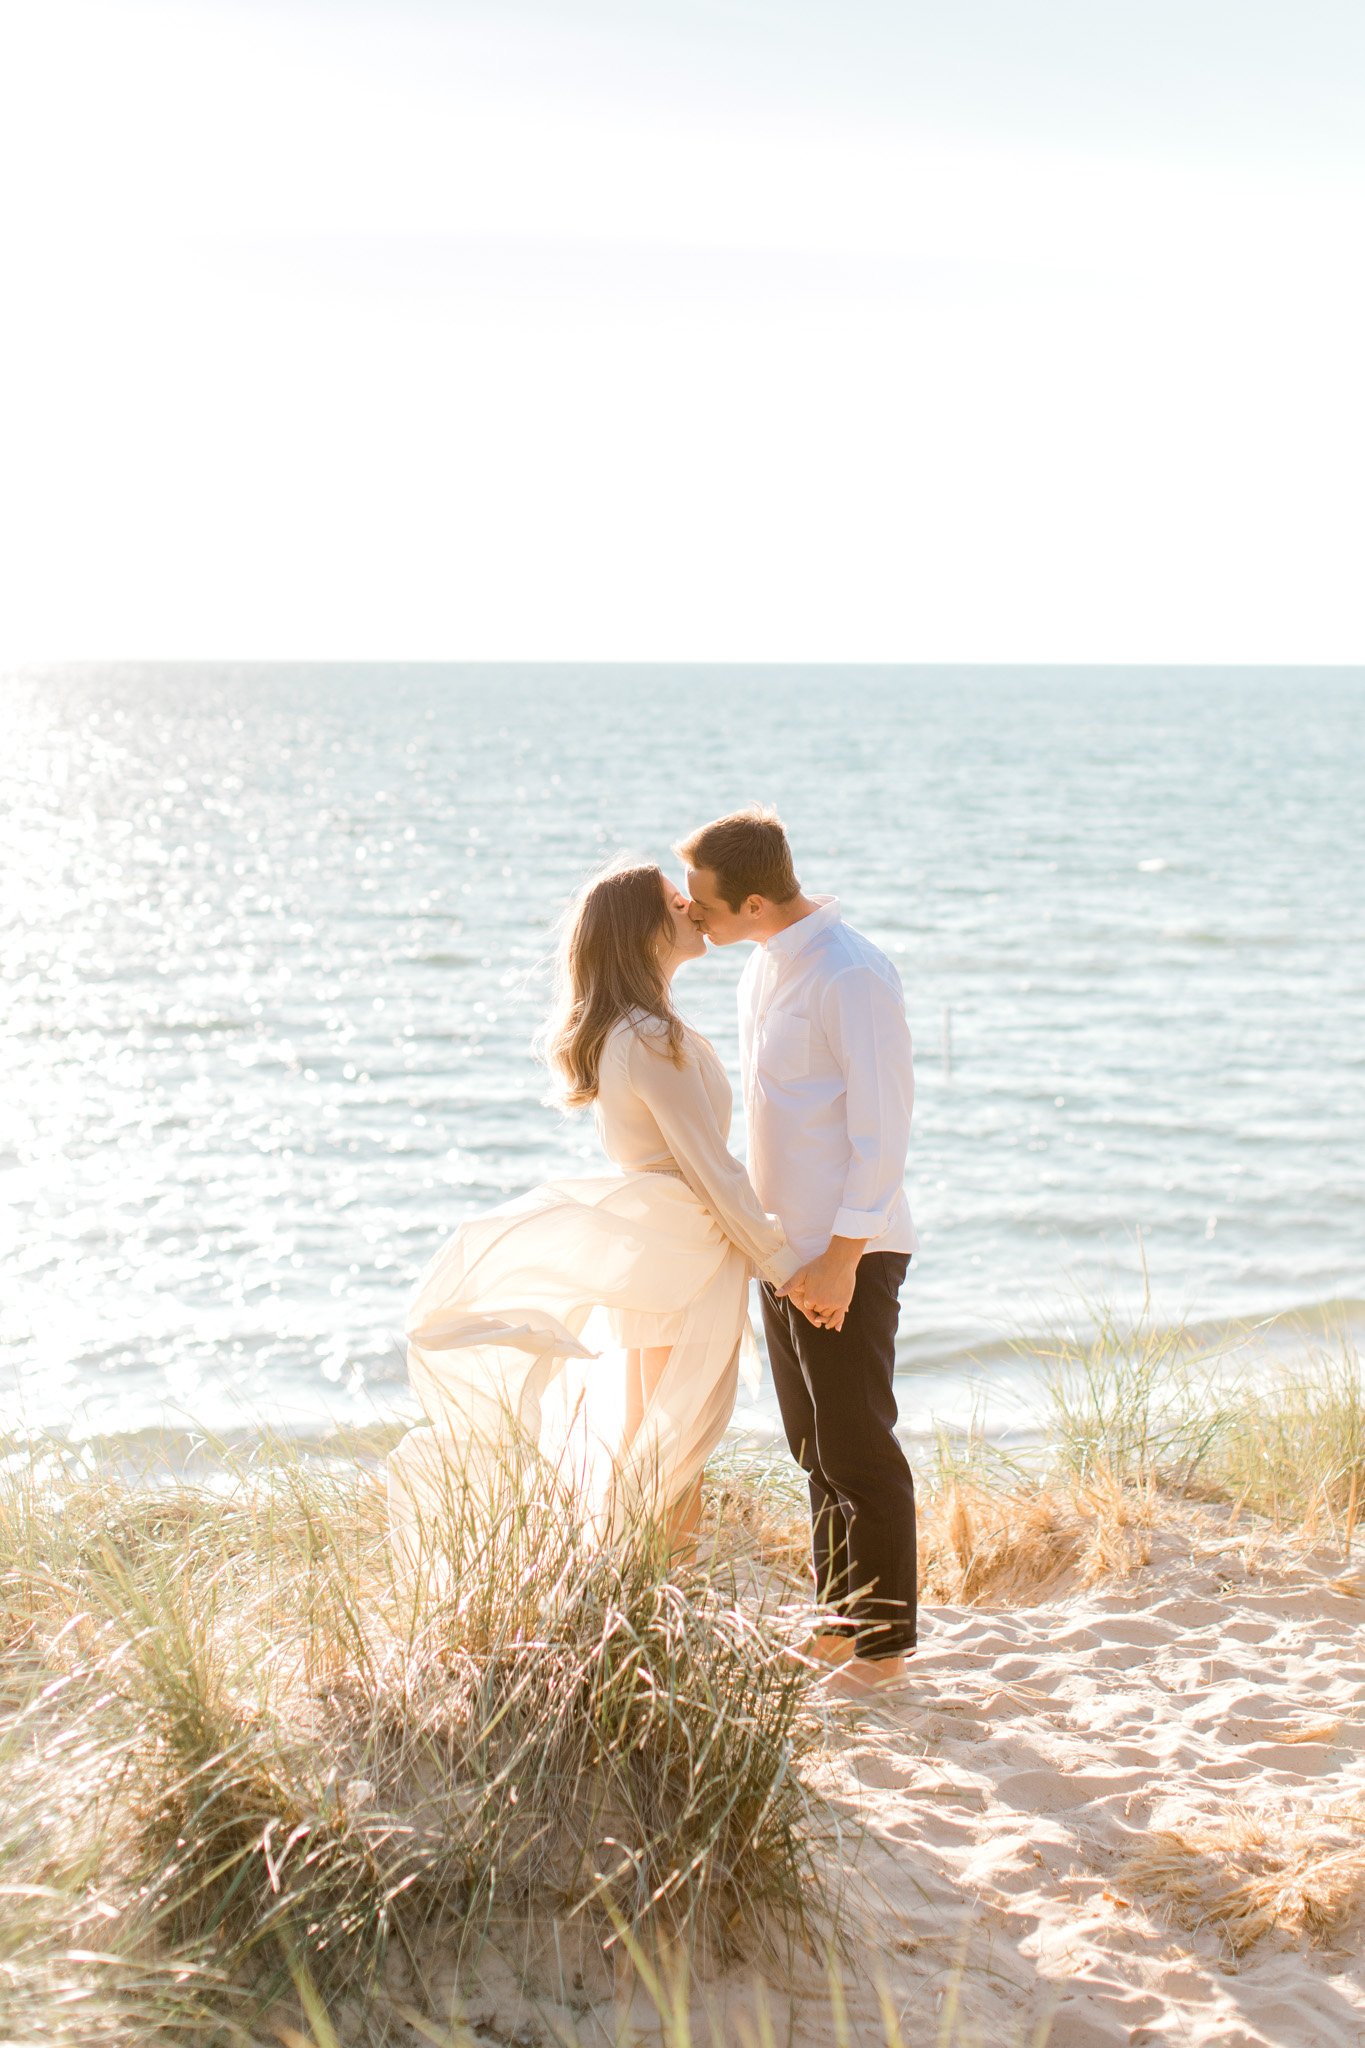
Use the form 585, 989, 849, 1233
676, 805, 918, 1697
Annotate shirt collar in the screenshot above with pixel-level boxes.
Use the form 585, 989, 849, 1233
764, 895, 841, 964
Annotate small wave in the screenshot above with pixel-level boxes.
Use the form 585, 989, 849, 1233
893, 1297, 1365, 1385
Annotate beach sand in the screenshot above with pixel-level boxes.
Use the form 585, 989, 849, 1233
431, 1508, 1365, 2048
808, 1517, 1365, 2046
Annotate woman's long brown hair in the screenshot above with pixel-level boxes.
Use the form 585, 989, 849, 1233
544, 860, 686, 1106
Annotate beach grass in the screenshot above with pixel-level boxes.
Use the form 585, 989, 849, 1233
0, 1427, 834, 2045
905, 1309, 1365, 1611
3, 1312, 1362, 2041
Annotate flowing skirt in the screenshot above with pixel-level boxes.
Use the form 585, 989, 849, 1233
386, 1171, 758, 1548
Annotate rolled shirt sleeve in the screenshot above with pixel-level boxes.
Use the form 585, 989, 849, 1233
820, 966, 915, 1243
626, 1030, 803, 1289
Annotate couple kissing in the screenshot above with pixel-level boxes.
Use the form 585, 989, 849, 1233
388, 805, 918, 1698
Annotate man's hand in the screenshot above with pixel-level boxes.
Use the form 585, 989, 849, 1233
783, 1237, 867, 1332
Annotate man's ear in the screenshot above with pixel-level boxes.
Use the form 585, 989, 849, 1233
744, 894, 766, 920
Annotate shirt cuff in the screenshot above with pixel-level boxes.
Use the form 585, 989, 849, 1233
831, 1205, 889, 1243
760, 1241, 805, 1290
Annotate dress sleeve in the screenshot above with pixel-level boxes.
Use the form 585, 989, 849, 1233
625, 1027, 802, 1289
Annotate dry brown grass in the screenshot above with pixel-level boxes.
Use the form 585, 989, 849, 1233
707, 1426, 1165, 1615
1120, 1798, 1365, 1953
917, 1481, 1080, 1605
1274, 1718, 1345, 1745
913, 1469, 1156, 1606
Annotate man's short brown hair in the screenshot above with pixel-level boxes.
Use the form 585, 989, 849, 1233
674, 805, 800, 911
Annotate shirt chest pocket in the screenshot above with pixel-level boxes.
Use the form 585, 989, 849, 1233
758, 1015, 812, 1083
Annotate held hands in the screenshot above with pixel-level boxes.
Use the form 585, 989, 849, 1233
781, 1237, 865, 1332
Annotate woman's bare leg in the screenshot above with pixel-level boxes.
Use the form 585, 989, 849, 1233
623, 1348, 646, 1450
665, 1474, 704, 1558
625, 1345, 700, 1555
634, 1345, 673, 1423
624, 1345, 669, 1450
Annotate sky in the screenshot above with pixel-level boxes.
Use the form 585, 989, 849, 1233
1, 0, 1362, 661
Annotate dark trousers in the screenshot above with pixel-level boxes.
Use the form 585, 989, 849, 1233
760, 1252, 916, 1660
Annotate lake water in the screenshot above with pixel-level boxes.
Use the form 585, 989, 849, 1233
3, 664, 1363, 1442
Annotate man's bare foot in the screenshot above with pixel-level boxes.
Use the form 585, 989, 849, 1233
807, 1629, 860, 1666
818, 1653, 909, 1700
785, 1629, 859, 1672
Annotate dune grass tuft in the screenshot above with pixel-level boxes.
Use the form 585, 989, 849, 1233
1120, 1797, 1365, 1953
0, 1430, 831, 2042
1191, 1343, 1365, 1541
1031, 1289, 1234, 1496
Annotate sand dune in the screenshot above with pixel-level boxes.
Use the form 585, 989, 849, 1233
413, 1509, 1365, 2047
797, 1515, 1365, 2047
10, 1425, 1365, 2047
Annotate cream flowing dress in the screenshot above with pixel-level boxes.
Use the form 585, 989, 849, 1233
386, 1013, 802, 1545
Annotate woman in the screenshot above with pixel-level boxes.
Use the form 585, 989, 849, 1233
386, 861, 801, 1553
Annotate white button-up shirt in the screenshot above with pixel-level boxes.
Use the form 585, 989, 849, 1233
737, 897, 918, 1264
